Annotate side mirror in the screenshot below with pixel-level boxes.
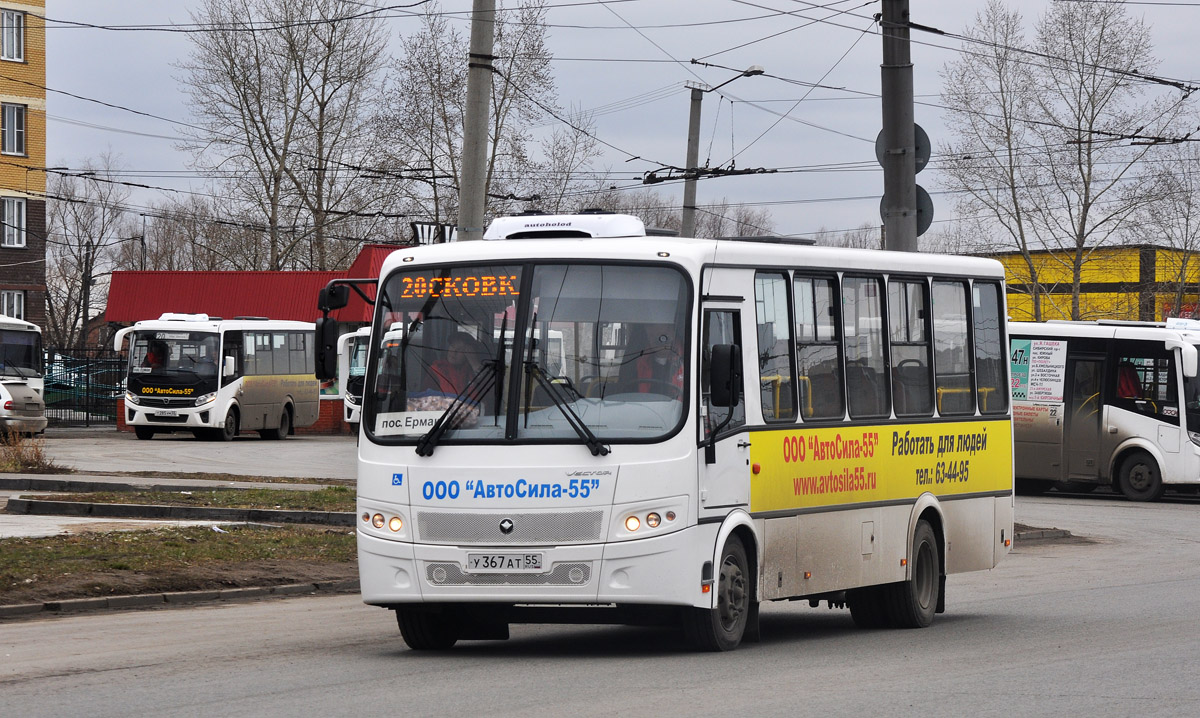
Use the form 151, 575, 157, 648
709, 344, 742, 408
315, 317, 340, 381
318, 285, 350, 312
222, 356, 236, 378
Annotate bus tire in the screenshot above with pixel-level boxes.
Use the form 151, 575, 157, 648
261, 408, 290, 440
217, 409, 239, 442
1118, 451, 1165, 502
396, 607, 458, 650
847, 586, 890, 629
134, 426, 155, 440
883, 520, 939, 629
682, 534, 750, 651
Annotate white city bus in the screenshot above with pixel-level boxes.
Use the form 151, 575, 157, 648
319, 212, 1013, 651
115, 313, 319, 441
339, 326, 371, 428
1009, 319, 1200, 501
0, 315, 46, 435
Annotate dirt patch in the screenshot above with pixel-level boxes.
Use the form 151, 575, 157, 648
4, 559, 357, 606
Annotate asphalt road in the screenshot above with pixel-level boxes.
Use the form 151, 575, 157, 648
3, 495, 1199, 717
40, 428, 358, 480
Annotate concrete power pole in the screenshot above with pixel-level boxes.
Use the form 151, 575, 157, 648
457, 0, 495, 242
680, 86, 704, 239
880, 0, 918, 252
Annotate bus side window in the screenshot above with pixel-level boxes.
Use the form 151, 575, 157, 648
754, 272, 796, 421
932, 280, 974, 416
1112, 348, 1177, 418
794, 275, 844, 420
702, 310, 745, 436
843, 275, 889, 418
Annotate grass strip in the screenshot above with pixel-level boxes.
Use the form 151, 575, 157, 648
77, 470, 353, 486
47, 486, 356, 513
1, 524, 357, 605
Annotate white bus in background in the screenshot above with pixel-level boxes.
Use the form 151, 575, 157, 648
1009, 319, 1200, 501
339, 326, 371, 428
315, 212, 1013, 652
0, 315, 47, 435
115, 313, 319, 441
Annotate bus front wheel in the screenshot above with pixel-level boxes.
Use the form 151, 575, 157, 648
882, 520, 939, 629
1118, 451, 1164, 502
134, 426, 155, 440
217, 410, 239, 442
396, 607, 458, 650
683, 534, 750, 651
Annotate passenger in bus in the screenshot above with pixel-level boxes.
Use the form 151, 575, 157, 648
430, 332, 486, 395
1117, 362, 1141, 399
143, 341, 168, 370
624, 323, 683, 397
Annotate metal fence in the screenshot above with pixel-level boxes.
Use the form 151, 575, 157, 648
43, 347, 125, 427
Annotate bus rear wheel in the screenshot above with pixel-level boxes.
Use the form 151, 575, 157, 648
682, 534, 750, 651
396, 607, 458, 650
134, 426, 155, 440
1118, 451, 1164, 502
882, 520, 939, 629
260, 409, 290, 440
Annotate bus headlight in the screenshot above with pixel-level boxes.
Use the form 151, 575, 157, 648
1189, 431, 1200, 447
124, 391, 141, 405
194, 392, 217, 406
344, 393, 360, 406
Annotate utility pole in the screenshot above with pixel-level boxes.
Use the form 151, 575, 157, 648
681, 86, 704, 239
680, 66, 763, 239
457, 0, 495, 242
880, 0, 918, 252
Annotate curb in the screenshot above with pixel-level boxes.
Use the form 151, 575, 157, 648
1014, 527, 1072, 542
0, 579, 360, 619
4, 498, 355, 527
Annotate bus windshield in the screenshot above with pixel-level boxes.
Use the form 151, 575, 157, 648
128, 330, 221, 386
1185, 348, 1200, 432
368, 262, 689, 445
0, 329, 43, 379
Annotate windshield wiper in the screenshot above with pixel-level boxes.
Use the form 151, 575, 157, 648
525, 361, 610, 457
414, 360, 499, 457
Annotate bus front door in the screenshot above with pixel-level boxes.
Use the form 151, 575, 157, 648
699, 309, 749, 511
1065, 356, 1104, 482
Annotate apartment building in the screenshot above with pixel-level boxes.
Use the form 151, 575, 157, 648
0, 1, 44, 326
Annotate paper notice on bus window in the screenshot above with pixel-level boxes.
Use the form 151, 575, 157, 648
375, 411, 442, 436
1027, 340, 1066, 402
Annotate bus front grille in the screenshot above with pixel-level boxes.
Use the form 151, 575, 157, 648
416, 510, 604, 544
426, 562, 591, 586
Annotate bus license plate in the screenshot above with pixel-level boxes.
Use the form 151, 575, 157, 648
155, 410, 179, 417
465, 553, 543, 573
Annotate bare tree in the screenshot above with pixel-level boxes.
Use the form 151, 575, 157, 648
1125, 139, 1200, 317
374, 0, 558, 224
1025, 0, 1175, 320
179, 0, 388, 270
812, 223, 881, 249
940, 1, 1046, 317
44, 155, 134, 348
941, 0, 1186, 320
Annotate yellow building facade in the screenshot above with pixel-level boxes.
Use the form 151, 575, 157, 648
0, 0, 45, 327
994, 245, 1200, 323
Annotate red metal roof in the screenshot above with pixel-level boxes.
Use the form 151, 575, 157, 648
105, 244, 414, 326
106, 271, 342, 324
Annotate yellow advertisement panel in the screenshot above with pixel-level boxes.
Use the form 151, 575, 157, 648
749, 419, 1013, 512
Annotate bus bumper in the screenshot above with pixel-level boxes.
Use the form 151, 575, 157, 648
124, 405, 220, 429
358, 522, 719, 610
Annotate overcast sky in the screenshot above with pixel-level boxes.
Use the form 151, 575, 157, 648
44, 0, 1200, 241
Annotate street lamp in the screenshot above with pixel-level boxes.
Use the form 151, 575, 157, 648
681, 66, 764, 238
